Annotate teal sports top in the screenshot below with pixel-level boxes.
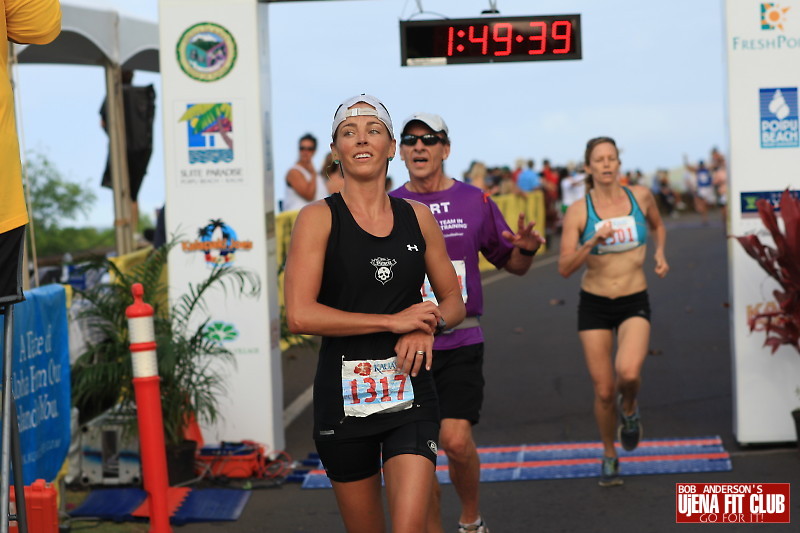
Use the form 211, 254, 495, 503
580, 187, 647, 255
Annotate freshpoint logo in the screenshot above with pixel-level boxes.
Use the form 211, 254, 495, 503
761, 3, 791, 30
759, 88, 799, 148
731, 3, 799, 51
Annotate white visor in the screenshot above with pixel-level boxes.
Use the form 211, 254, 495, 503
331, 94, 394, 139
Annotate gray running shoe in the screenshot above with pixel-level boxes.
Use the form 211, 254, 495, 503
458, 519, 489, 533
617, 396, 643, 451
598, 456, 623, 487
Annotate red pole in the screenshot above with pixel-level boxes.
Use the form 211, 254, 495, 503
126, 283, 172, 533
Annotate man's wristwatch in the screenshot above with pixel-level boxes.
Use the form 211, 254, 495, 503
434, 316, 447, 336
518, 247, 536, 256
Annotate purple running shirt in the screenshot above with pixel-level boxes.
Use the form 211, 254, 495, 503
390, 180, 514, 350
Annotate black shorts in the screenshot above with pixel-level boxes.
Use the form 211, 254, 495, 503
314, 420, 439, 483
0, 226, 26, 305
432, 343, 485, 424
578, 290, 651, 331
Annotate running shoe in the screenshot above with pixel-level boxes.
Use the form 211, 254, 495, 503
458, 519, 489, 532
617, 396, 643, 451
598, 456, 623, 487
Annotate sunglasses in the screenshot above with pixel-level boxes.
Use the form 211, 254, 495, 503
299, 145, 315, 151
400, 133, 445, 146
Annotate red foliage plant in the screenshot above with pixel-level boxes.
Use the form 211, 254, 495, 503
734, 189, 800, 353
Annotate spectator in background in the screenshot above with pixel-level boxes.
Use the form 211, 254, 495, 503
655, 170, 678, 218
512, 158, 525, 183
321, 151, 344, 195
1, 0, 61, 306
517, 159, 540, 193
684, 156, 715, 225
540, 159, 560, 236
464, 161, 489, 192
559, 164, 586, 219
100, 69, 156, 229
710, 147, 728, 222
283, 133, 327, 212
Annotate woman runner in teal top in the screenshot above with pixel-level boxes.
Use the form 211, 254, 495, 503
580, 186, 648, 255
558, 137, 668, 488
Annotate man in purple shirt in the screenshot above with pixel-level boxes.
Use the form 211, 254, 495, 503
391, 113, 545, 533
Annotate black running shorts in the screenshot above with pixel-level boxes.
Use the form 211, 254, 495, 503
315, 420, 439, 483
0, 226, 26, 305
432, 343, 485, 424
578, 289, 651, 331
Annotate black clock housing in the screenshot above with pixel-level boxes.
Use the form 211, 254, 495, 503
400, 14, 582, 66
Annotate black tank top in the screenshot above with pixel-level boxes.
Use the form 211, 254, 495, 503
313, 193, 438, 440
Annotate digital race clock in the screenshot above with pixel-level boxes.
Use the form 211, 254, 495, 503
400, 14, 582, 66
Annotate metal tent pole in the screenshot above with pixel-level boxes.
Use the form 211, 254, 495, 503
1, 305, 28, 533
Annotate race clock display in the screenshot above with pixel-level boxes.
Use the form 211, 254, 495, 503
400, 15, 582, 66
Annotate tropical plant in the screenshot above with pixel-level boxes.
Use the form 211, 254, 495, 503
734, 189, 800, 353
71, 240, 260, 445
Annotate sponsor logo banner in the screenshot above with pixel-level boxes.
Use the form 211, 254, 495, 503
740, 190, 800, 215
181, 219, 253, 267
760, 87, 799, 148
176, 22, 237, 82
676, 483, 790, 523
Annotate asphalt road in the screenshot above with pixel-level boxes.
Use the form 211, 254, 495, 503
179, 213, 800, 532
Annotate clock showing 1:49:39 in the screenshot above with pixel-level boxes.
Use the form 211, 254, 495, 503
400, 14, 582, 66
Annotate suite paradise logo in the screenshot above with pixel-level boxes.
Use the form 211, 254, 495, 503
761, 3, 791, 30
181, 219, 253, 267
176, 22, 237, 82
180, 103, 233, 164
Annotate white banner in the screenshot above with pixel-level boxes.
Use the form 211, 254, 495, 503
159, 0, 283, 452
725, 0, 800, 443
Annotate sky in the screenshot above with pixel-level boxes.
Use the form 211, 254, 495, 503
14, 0, 727, 228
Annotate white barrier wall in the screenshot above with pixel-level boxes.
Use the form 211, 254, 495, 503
725, 0, 800, 444
159, 0, 284, 451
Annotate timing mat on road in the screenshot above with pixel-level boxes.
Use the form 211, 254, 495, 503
297, 436, 732, 489
69, 487, 251, 525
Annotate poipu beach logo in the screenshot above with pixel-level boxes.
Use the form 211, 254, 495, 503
179, 103, 233, 164
176, 22, 237, 82
181, 218, 253, 267
204, 321, 240, 343
761, 3, 791, 30
759, 88, 799, 148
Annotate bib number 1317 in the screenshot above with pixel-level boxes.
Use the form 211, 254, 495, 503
341, 357, 414, 417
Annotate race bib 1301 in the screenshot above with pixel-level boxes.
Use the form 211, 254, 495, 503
595, 215, 640, 254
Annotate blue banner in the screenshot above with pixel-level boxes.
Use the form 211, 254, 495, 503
0, 284, 70, 484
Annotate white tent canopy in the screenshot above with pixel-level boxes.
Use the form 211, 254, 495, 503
15, 3, 159, 72
14, 3, 160, 256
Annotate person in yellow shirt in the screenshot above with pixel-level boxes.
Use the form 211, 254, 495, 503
1, 0, 61, 304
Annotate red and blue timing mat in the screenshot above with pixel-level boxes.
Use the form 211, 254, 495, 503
297, 436, 732, 489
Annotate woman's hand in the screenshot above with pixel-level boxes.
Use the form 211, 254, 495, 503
654, 250, 669, 278
394, 330, 435, 377
593, 221, 614, 246
389, 302, 441, 335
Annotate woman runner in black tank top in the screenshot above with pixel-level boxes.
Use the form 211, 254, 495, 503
284, 95, 465, 533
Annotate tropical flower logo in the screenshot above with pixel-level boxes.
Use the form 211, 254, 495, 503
180, 218, 253, 267
204, 321, 240, 343
761, 3, 791, 30
176, 22, 237, 82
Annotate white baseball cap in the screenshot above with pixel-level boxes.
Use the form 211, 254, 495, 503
331, 94, 394, 139
401, 112, 449, 136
